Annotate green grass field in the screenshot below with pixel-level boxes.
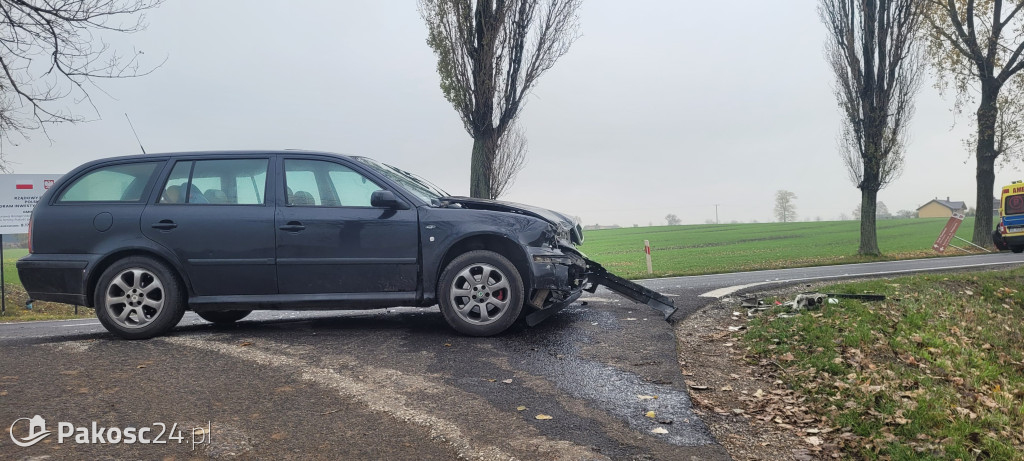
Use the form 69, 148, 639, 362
579, 218, 980, 279
2, 247, 26, 286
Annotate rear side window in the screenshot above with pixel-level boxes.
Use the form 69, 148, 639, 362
159, 159, 268, 205
58, 162, 161, 203
1006, 194, 1024, 215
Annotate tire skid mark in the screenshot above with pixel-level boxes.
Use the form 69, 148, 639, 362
160, 335, 606, 461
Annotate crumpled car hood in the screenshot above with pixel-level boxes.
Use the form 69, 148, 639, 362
440, 196, 584, 245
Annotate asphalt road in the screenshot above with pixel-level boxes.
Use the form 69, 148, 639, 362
1, 252, 1021, 460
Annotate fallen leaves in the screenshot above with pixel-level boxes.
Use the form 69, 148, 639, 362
534, 414, 552, 420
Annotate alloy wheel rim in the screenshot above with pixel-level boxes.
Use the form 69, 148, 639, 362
449, 263, 511, 325
104, 268, 165, 329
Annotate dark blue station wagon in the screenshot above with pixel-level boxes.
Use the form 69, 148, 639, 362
17, 151, 589, 339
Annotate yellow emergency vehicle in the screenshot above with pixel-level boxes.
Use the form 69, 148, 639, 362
993, 180, 1024, 253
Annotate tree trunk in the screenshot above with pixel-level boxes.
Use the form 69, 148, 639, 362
972, 81, 1000, 247
469, 132, 495, 198
859, 187, 880, 255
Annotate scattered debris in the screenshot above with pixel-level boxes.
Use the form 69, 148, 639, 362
650, 427, 669, 434
535, 414, 552, 420
740, 291, 886, 318
686, 380, 709, 390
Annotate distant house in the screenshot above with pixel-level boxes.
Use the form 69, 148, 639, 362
917, 197, 967, 218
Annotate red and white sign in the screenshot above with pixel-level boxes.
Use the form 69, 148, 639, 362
0, 174, 64, 234
932, 212, 965, 253
644, 239, 653, 274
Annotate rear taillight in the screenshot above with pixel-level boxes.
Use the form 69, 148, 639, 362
998, 219, 1007, 235
27, 213, 33, 253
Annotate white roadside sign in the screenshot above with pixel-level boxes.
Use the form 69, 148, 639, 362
0, 174, 64, 235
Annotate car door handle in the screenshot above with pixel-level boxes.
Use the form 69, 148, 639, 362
151, 220, 177, 230
279, 221, 306, 232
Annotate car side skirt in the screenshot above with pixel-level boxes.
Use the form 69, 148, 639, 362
189, 291, 420, 311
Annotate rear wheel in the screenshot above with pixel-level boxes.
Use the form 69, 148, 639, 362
1012, 246, 1024, 254
197, 310, 252, 324
94, 256, 185, 340
438, 250, 524, 336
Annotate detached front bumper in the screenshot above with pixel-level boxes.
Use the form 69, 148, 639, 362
522, 249, 678, 327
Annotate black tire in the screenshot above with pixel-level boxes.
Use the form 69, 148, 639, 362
1012, 246, 1024, 254
993, 230, 1010, 251
438, 250, 524, 336
196, 310, 252, 324
94, 256, 185, 340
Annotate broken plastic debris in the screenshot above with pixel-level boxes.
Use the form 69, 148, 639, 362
650, 427, 669, 434
637, 395, 658, 400
516, 406, 527, 411
501, 379, 513, 384
535, 414, 553, 420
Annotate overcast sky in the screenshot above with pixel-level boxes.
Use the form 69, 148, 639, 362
4, 0, 1020, 226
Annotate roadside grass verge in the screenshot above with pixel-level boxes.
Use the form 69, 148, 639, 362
580, 218, 979, 279
743, 270, 1024, 459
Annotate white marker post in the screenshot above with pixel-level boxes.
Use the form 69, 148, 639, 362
644, 240, 653, 274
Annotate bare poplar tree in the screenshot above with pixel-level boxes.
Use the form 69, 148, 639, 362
419, 0, 581, 199
774, 190, 798, 223
820, 0, 924, 255
924, 0, 1024, 247
486, 122, 527, 199
0, 0, 164, 156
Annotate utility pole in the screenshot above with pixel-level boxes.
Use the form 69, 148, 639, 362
714, 204, 720, 224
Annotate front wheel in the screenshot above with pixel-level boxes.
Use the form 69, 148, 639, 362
197, 310, 252, 324
94, 256, 185, 340
438, 250, 524, 336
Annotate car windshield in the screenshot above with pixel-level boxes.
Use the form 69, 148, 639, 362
354, 157, 448, 204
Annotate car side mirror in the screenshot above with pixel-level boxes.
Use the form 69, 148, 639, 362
371, 190, 408, 209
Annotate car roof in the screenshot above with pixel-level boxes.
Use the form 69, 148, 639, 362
96, 149, 358, 162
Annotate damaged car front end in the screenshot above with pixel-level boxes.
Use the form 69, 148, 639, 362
433, 196, 677, 326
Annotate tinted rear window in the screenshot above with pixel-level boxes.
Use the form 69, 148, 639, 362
1006, 194, 1024, 215
58, 162, 161, 202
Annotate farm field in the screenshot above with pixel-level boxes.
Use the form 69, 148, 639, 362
579, 217, 980, 279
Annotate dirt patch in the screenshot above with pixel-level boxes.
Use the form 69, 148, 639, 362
673, 292, 838, 461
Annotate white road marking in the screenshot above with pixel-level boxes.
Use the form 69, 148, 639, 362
700, 282, 769, 298
57, 322, 101, 328
699, 260, 1019, 298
